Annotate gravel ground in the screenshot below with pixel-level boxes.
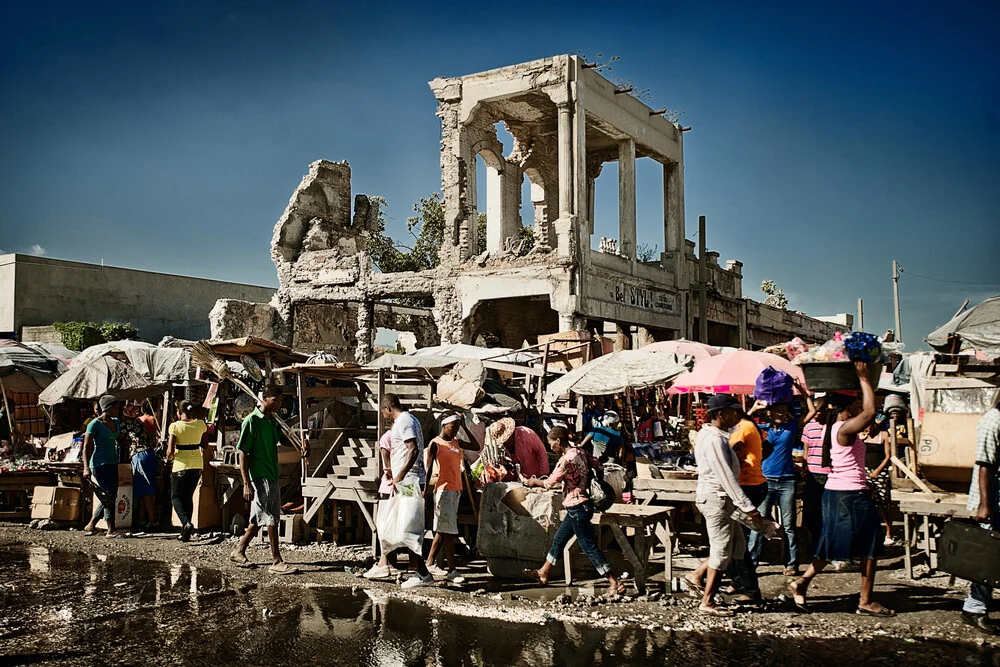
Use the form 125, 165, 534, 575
2, 521, 997, 651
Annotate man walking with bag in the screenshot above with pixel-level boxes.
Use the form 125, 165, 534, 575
370, 393, 433, 589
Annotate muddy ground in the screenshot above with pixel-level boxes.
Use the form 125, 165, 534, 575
3, 521, 996, 655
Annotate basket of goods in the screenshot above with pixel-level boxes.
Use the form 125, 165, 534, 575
795, 332, 883, 391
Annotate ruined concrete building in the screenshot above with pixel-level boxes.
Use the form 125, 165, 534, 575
211, 55, 847, 360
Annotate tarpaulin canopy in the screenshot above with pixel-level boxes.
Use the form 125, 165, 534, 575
544, 350, 693, 401
22, 342, 76, 373
38, 357, 165, 406
0, 340, 62, 393
924, 296, 1000, 359
642, 339, 721, 363
669, 349, 805, 395
411, 344, 539, 365
72, 340, 189, 383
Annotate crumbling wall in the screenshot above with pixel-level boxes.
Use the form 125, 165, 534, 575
210, 299, 287, 343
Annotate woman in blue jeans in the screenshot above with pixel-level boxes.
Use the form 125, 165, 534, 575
748, 390, 816, 575
522, 426, 625, 596
82, 395, 122, 538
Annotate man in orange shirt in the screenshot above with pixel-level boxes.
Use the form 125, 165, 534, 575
686, 407, 768, 604
424, 414, 481, 582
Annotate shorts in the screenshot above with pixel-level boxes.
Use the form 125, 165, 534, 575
433, 489, 460, 535
696, 493, 745, 571
251, 478, 281, 527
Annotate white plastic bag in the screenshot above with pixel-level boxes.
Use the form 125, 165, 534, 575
377, 488, 425, 554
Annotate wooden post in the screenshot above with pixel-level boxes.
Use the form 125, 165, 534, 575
160, 390, 171, 443
297, 370, 308, 484
535, 341, 551, 413
0, 378, 14, 438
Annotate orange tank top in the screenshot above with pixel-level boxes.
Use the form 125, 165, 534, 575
432, 436, 464, 491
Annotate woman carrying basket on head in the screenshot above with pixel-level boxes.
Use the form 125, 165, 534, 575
522, 426, 625, 596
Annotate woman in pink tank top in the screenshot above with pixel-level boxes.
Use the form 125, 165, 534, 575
789, 361, 895, 617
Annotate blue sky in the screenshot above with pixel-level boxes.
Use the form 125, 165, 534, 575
1, 1, 998, 346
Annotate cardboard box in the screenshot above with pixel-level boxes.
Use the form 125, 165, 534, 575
31, 486, 81, 522
96, 485, 133, 530
116, 463, 133, 487
171, 483, 221, 530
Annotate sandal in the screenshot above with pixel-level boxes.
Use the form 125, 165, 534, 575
268, 562, 299, 576
229, 551, 254, 568
789, 578, 812, 613
856, 605, 895, 617
83, 530, 97, 537
605, 583, 627, 598
522, 569, 549, 586
685, 576, 706, 597
699, 604, 734, 617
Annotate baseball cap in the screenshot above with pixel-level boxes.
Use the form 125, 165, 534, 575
705, 394, 741, 413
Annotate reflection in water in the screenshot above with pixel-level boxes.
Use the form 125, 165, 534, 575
0, 544, 997, 667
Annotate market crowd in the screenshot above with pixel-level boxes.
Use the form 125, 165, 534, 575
72, 357, 999, 636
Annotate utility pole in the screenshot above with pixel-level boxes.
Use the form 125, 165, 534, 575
892, 259, 902, 343
698, 215, 708, 344
857, 298, 864, 331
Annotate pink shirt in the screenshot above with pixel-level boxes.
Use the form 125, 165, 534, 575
501, 427, 550, 481
378, 431, 394, 494
825, 421, 868, 491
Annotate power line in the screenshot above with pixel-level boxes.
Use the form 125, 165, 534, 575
898, 267, 1000, 287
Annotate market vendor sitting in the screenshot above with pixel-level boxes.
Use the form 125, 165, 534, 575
488, 418, 549, 481
580, 411, 624, 463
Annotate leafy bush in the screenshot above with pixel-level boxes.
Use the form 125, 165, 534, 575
53, 321, 140, 351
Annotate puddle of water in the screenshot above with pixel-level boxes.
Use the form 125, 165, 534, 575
0, 544, 996, 666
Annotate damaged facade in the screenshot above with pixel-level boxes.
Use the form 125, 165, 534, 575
212, 55, 846, 359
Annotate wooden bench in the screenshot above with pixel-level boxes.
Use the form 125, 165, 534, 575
562, 503, 673, 594
895, 490, 974, 578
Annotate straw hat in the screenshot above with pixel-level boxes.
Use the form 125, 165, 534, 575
487, 418, 516, 446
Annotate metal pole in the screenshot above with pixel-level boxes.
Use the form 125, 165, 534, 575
892, 259, 902, 342
857, 298, 864, 331
698, 215, 708, 344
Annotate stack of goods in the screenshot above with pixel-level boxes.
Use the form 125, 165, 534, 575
792, 331, 900, 391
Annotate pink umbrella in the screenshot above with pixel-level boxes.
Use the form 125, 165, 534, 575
643, 339, 721, 363
668, 349, 806, 395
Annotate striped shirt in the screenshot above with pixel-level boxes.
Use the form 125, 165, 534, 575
695, 425, 755, 512
968, 407, 1000, 513
802, 420, 831, 475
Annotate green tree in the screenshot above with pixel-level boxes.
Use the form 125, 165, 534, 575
761, 280, 788, 310
366, 192, 533, 272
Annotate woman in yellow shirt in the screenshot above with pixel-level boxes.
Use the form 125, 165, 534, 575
167, 401, 207, 542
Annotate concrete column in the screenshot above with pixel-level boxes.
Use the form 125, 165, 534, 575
618, 138, 636, 259
501, 164, 522, 246
557, 105, 573, 220
662, 158, 685, 275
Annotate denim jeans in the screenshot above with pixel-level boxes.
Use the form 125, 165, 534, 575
171, 469, 202, 527
725, 482, 768, 595
803, 472, 827, 558
750, 477, 798, 568
546, 502, 611, 576
90, 463, 119, 525
963, 516, 1000, 614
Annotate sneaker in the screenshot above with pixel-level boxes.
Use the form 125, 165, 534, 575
426, 564, 448, 578
362, 564, 391, 580
883, 535, 896, 547
445, 570, 466, 584
401, 573, 434, 589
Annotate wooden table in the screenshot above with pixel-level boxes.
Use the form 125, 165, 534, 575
562, 503, 674, 594
895, 491, 975, 578
0, 470, 55, 519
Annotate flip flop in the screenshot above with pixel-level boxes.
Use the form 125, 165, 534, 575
522, 569, 548, 586
83, 531, 97, 537
229, 552, 254, 568
268, 562, 299, 576
604, 584, 627, 598
856, 606, 895, 617
685, 578, 706, 598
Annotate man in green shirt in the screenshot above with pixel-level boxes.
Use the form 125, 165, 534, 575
230, 385, 297, 574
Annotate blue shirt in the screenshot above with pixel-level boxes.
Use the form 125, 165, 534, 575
761, 422, 798, 478
86, 417, 120, 469
589, 426, 624, 459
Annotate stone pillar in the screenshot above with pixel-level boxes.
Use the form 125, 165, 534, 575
662, 157, 685, 275
501, 163, 522, 247
355, 301, 376, 365
618, 138, 636, 260
554, 105, 577, 259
